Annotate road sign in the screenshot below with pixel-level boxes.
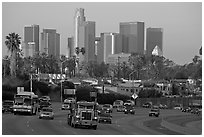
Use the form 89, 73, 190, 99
64, 89, 76, 95
132, 93, 138, 99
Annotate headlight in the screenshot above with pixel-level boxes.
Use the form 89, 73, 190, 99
76, 115, 80, 118
93, 117, 98, 119
125, 109, 127, 111
28, 109, 31, 112
130, 110, 132, 112
13, 109, 17, 111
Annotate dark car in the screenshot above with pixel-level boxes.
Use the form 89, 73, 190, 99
2, 100, 14, 113
98, 112, 112, 124
191, 108, 201, 115
124, 105, 135, 114
142, 102, 152, 108
117, 105, 125, 112
182, 107, 192, 112
38, 101, 51, 112
39, 96, 51, 102
149, 109, 160, 117
102, 104, 113, 113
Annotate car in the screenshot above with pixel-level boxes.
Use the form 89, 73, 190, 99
149, 108, 160, 117
38, 101, 51, 112
124, 105, 135, 114
39, 96, 51, 102
102, 104, 113, 113
98, 112, 112, 124
142, 102, 152, 108
2, 100, 14, 113
39, 107, 54, 119
159, 104, 168, 109
116, 105, 126, 112
191, 108, 201, 115
182, 107, 192, 112
173, 104, 183, 110
113, 100, 124, 108
97, 104, 103, 114
124, 100, 135, 106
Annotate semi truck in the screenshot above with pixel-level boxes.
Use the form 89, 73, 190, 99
67, 101, 98, 130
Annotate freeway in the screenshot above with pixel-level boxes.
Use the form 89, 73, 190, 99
2, 102, 202, 135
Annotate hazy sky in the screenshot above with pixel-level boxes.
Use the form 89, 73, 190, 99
2, 2, 202, 65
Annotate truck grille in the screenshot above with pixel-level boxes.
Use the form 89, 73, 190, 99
82, 112, 91, 120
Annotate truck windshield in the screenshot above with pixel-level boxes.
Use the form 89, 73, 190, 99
14, 98, 23, 105
24, 98, 31, 106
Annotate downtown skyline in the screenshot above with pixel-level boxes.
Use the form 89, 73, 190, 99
2, 2, 202, 65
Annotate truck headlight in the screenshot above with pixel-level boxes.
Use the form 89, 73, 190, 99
76, 115, 80, 118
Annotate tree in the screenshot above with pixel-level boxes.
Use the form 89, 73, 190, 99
75, 47, 80, 55
129, 53, 146, 79
81, 47, 85, 55
2, 56, 10, 77
5, 33, 21, 77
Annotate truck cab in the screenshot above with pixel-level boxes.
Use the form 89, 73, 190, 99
67, 101, 98, 130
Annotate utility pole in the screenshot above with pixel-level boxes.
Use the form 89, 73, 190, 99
30, 74, 32, 92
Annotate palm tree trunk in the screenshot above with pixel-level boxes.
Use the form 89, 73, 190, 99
10, 51, 17, 77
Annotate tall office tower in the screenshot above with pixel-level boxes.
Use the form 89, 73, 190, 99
74, 8, 86, 57
146, 27, 163, 56
95, 37, 100, 62
41, 29, 60, 58
23, 24, 39, 57
68, 37, 74, 57
84, 21, 96, 62
114, 33, 123, 54
97, 33, 123, 64
119, 22, 144, 54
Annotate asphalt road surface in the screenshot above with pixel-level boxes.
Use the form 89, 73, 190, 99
2, 102, 202, 135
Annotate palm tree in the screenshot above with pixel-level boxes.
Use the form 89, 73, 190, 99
5, 33, 21, 77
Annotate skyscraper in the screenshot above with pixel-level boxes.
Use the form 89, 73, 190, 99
74, 8, 86, 57
68, 37, 74, 58
84, 21, 96, 62
41, 29, 60, 58
119, 22, 144, 54
96, 33, 123, 64
74, 8, 96, 63
23, 24, 39, 57
146, 27, 163, 56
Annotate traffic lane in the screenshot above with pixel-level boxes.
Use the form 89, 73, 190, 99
2, 113, 37, 135
143, 118, 183, 135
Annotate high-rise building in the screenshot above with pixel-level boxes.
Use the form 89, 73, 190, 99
119, 22, 144, 54
74, 8, 96, 63
146, 27, 163, 56
41, 29, 60, 58
96, 33, 123, 64
74, 8, 86, 57
23, 24, 39, 57
84, 21, 96, 62
68, 37, 74, 58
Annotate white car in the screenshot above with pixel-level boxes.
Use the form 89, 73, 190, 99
124, 100, 135, 106
39, 107, 54, 120
173, 104, 182, 110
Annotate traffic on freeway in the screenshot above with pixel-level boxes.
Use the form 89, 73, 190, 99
2, 100, 202, 135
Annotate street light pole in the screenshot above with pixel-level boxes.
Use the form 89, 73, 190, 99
117, 56, 121, 80
30, 74, 32, 92
61, 60, 67, 103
